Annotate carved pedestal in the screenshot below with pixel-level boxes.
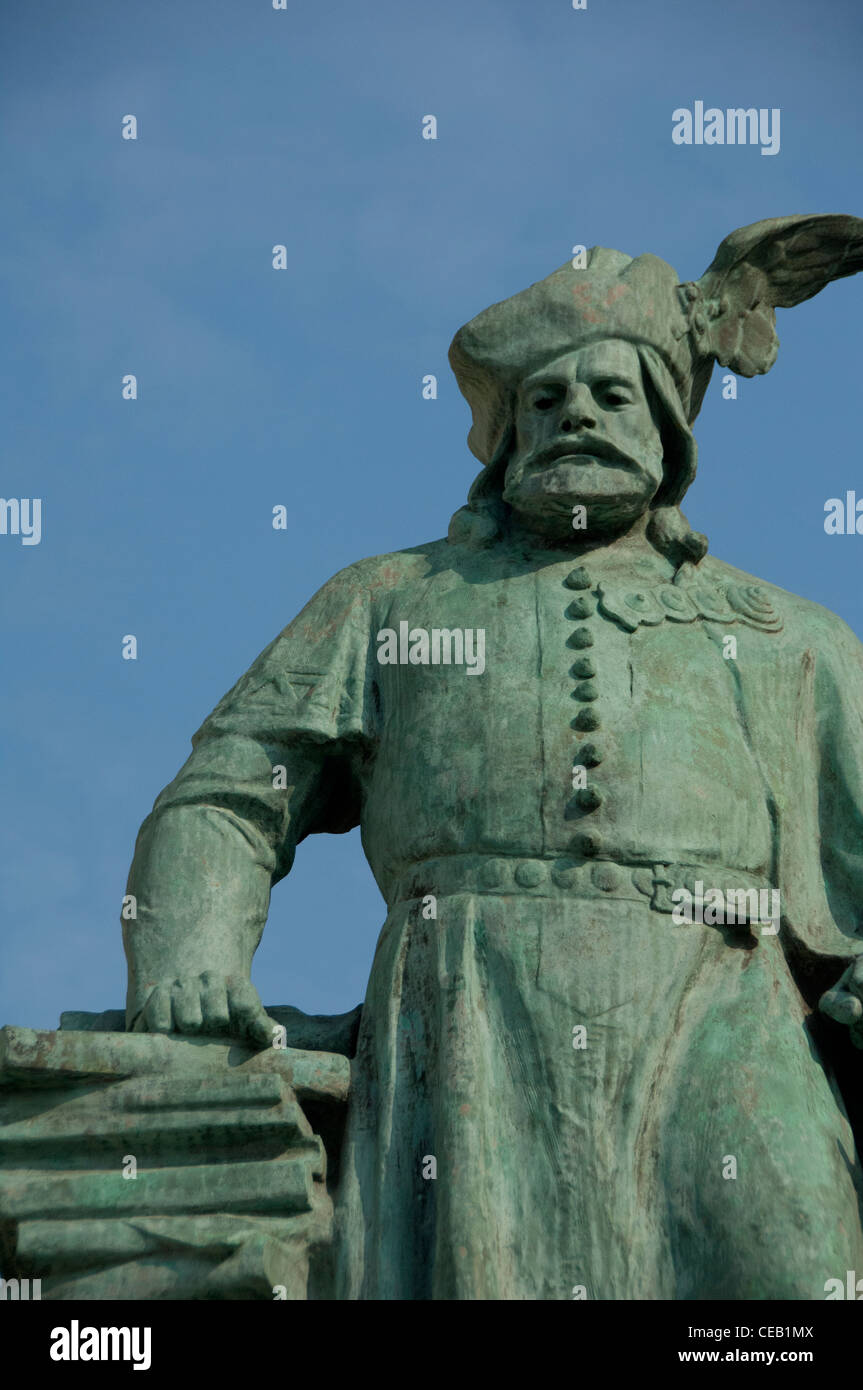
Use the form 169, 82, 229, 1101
0, 1006, 358, 1299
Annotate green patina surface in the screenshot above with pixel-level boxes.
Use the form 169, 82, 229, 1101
4, 214, 863, 1299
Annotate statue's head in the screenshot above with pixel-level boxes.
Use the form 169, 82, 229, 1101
502, 339, 669, 543
447, 215, 863, 560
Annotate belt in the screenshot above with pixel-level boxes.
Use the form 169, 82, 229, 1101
391, 854, 774, 921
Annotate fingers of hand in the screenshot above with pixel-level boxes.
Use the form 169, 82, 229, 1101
227, 977, 279, 1049
129, 974, 275, 1044
172, 979, 204, 1034
199, 971, 231, 1032
142, 986, 173, 1034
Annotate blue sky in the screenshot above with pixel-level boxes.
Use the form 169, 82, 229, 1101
2, 0, 862, 1029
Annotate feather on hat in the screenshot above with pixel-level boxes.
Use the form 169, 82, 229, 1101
448, 214, 863, 468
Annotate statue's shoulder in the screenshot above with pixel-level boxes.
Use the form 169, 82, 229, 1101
329, 537, 458, 595
700, 553, 863, 657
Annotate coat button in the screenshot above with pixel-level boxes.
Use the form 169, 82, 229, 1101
579, 742, 603, 766
572, 830, 602, 857
479, 858, 509, 888
573, 708, 601, 731
591, 862, 622, 892
568, 626, 594, 647
564, 567, 592, 590
514, 860, 546, 888
573, 680, 599, 701
566, 595, 595, 619
571, 656, 596, 678
551, 862, 581, 888
576, 786, 603, 811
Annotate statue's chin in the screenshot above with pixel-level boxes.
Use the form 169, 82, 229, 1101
504, 477, 653, 543
504, 460, 653, 526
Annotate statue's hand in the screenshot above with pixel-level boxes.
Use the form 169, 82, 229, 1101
819, 956, 863, 1045
129, 972, 280, 1050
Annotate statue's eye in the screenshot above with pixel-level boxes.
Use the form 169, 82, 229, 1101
534, 395, 557, 411
603, 391, 629, 408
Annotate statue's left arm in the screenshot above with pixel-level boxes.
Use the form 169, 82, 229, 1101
813, 614, 863, 1041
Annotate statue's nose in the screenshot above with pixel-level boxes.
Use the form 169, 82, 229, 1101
561, 384, 596, 433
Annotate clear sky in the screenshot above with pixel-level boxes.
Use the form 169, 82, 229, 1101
2, 0, 862, 1030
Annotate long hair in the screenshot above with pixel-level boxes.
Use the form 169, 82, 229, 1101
447, 342, 708, 569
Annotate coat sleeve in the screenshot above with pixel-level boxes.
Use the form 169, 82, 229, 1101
814, 612, 863, 949
122, 561, 377, 1022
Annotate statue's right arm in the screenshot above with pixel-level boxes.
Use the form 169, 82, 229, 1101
122, 743, 331, 1047
121, 562, 373, 1047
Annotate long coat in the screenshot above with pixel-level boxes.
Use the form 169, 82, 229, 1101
125, 533, 863, 1298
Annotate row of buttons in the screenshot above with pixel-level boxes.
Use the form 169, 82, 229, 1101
565, 565, 604, 855
476, 856, 651, 894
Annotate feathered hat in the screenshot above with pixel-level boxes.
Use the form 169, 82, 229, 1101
449, 215, 863, 496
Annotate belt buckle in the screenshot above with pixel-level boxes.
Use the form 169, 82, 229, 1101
650, 863, 677, 914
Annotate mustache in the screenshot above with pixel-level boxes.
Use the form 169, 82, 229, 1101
528, 436, 641, 471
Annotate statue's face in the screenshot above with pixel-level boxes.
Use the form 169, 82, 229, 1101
502, 340, 666, 541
